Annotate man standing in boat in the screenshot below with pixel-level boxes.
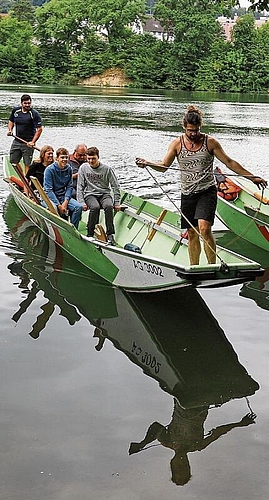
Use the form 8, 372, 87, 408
7, 94, 43, 175
136, 105, 267, 265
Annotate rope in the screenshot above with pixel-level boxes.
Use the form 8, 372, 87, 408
245, 397, 256, 417
129, 220, 152, 249
145, 166, 228, 268
142, 166, 266, 259
133, 163, 264, 178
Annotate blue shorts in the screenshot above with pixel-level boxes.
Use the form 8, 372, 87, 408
180, 185, 217, 229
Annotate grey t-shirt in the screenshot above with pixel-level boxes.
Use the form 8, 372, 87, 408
77, 161, 120, 204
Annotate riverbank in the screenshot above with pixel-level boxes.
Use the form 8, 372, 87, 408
80, 67, 132, 87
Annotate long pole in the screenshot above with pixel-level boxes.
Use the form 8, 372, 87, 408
11, 134, 41, 152
12, 164, 40, 204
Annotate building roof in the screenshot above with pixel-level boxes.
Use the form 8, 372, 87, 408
143, 18, 164, 33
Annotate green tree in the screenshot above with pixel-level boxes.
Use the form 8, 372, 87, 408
218, 46, 247, 91
86, 0, 146, 47
154, 0, 226, 90
153, 0, 177, 41
34, 0, 92, 79
35, 0, 90, 54
10, 0, 35, 22
231, 13, 256, 50
124, 32, 170, 87
0, 14, 36, 82
229, 14, 257, 90
193, 38, 227, 91
245, 22, 269, 91
71, 31, 115, 79
247, 0, 269, 10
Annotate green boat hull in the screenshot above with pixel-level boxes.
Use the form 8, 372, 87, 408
3, 157, 264, 291
217, 176, 269, 251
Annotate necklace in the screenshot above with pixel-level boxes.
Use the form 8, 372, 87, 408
185, 133, 202, 149
185, 136, 195, 148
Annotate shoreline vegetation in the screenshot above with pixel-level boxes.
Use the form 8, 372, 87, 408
0, 0, 269, 93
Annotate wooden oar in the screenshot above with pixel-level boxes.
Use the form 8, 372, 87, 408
11, 134, 41, 151
12, 164, 40, 204
30, 176, 58, 215
147, 209, 167, 241
253, 192, 269, 205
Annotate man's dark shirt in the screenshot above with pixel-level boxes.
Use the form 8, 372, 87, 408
9, 106, 42, 142
69, 154, 81, 191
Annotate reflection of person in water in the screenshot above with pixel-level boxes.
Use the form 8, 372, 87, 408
129, 399, 256, 486
8, 260, 31, 291
93, 322, 107, 351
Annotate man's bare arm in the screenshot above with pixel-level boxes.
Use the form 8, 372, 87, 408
210, 138, 267, 189
136, 139, 180, 172
29, 126, 43, 147
7, 120, 14, 135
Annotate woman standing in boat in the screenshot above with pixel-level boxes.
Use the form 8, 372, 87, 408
136, 105, 267, 265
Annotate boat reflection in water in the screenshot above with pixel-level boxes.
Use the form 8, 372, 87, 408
216, 229, 269, 312
4, 196, 259, 486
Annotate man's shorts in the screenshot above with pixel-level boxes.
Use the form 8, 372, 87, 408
10, 139, 34, 167
180, 185, 217, 229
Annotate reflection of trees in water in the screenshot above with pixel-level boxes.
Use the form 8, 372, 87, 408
129, 399, 256, 486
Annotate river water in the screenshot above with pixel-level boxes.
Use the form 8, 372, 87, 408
0, 86, 269, 500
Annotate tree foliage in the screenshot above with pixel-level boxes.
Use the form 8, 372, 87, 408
0, 15, 36, 82
35, 0, 90, 53
0, 0, 268, 91
10, 0, 35, 22
86, 0, 146, 46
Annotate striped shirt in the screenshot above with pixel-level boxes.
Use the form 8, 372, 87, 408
177, 135, 215, 195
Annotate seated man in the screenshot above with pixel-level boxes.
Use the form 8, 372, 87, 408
68, 143, 87, 198
43, 147, 83, 229
77, 146, 121, 244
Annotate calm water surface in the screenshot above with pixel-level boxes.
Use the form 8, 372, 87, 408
0, 86, 269, 500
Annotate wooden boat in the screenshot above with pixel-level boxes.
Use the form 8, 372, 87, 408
4, 198, 259, 409
216, 174, 269, 251
3, 157, 264, 292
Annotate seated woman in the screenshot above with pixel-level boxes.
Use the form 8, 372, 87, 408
26, 145, 54, 188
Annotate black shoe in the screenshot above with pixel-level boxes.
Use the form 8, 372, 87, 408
107, 234, 116, 246
87, 232, 94, 238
